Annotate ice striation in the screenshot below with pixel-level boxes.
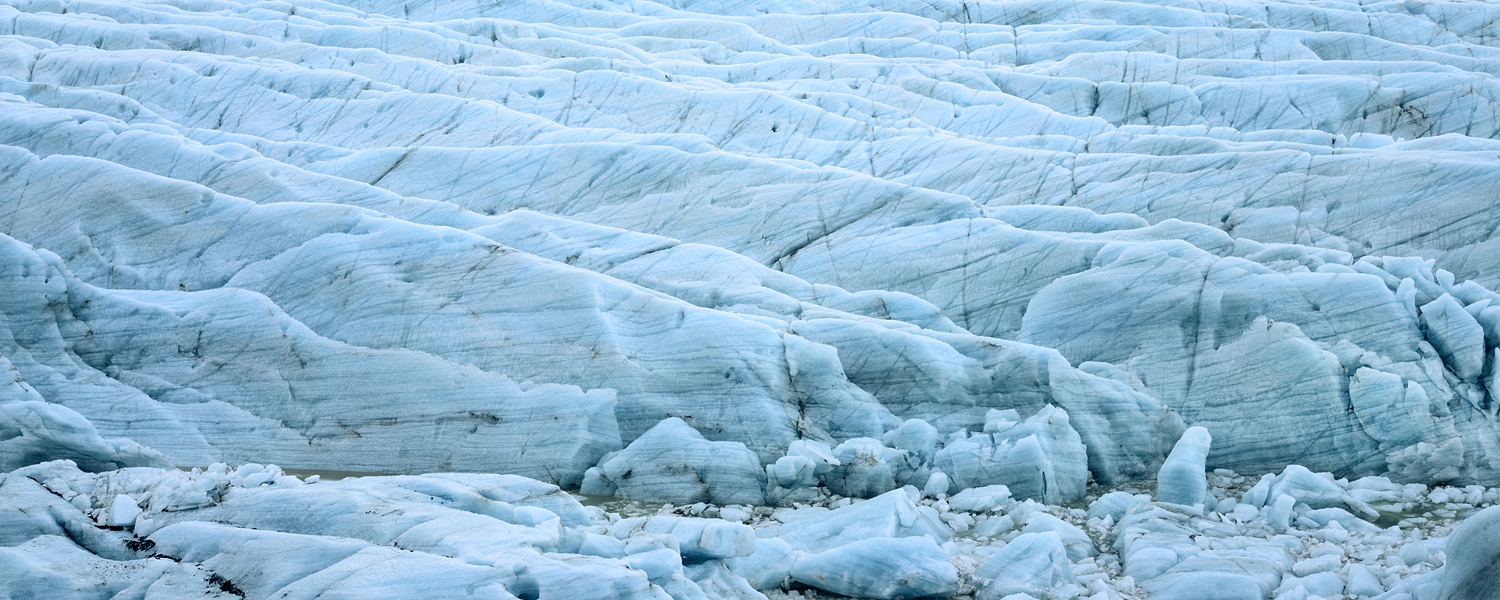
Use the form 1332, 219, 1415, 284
5, 0, 1500, 597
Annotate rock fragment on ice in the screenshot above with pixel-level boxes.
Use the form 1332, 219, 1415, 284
582, 418, 766, 505
934, 405, 1088, 504
1156, 427, 1211, 506
790, 536, 958, 600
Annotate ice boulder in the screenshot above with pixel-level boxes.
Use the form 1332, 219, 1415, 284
764, 489, 951, 554
1440, 506, 1500, 600
790, 536, 958, 600
765, 455, 820, 505
824, 437, 909, 498
1156, 427, 1212, 506
923, 472, 951, 498
934, 405, 1088, 504
581, 418, 765, 505
765, 440, 840, 505
948, 485, 1012, 513
975, 532, 1077, 600
1020, 514, 1096, 560
1421, 294, 1486, 381
726, 537, 796, 591
609, 515, 756, 562
1088, 491, 1150, 521
1265, 465, 1376, 517
884, 418, 940, 468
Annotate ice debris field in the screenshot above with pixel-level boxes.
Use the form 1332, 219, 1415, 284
4, 0, 1500, 597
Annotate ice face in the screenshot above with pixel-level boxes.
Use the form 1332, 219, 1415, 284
6, 0, 1500, 596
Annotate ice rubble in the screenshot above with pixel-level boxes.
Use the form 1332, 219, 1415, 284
7, 457, 1500, 600
6, 0, 1500, 596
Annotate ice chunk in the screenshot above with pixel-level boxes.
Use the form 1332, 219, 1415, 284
923, 471, 951, 498
1088, 491, 1149, 521
1156, 426, 1211, 506
107, 495, 142, 529
1020, 513, 1096, 560
683, 560, 766, 600
1144, 572, 1268, 600
824, 437, 907, 498
611, 515, 756, 562
975, 532, 1076, 600
725, 537, 796, 591
1420, 294, 1486, 380
584, 418, 765, 505
948, 485, 1012, 513
934, 405, 1088, 504
883, 419, 939, 466
766, 455, 821, 506
1347, 564, 1385, 598
0, 401, 172, 473
790, 537, 958, 600
1441, 506, 1500, 600
765, 490, 950, 554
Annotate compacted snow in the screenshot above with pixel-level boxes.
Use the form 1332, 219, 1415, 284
4, 0, 1500, 597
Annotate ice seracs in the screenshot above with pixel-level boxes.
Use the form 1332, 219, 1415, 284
582, 418, 766, 506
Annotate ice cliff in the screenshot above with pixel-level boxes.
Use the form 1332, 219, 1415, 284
4, 0, 1500, 597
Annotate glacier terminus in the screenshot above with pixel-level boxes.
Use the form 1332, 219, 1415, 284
4, 0, 1500, 598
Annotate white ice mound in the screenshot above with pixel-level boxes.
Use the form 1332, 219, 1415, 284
934, 405, 1088, 504
582, 418, 766, 506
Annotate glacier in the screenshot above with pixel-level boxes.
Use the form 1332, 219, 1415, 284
4, 0, 1500, 597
